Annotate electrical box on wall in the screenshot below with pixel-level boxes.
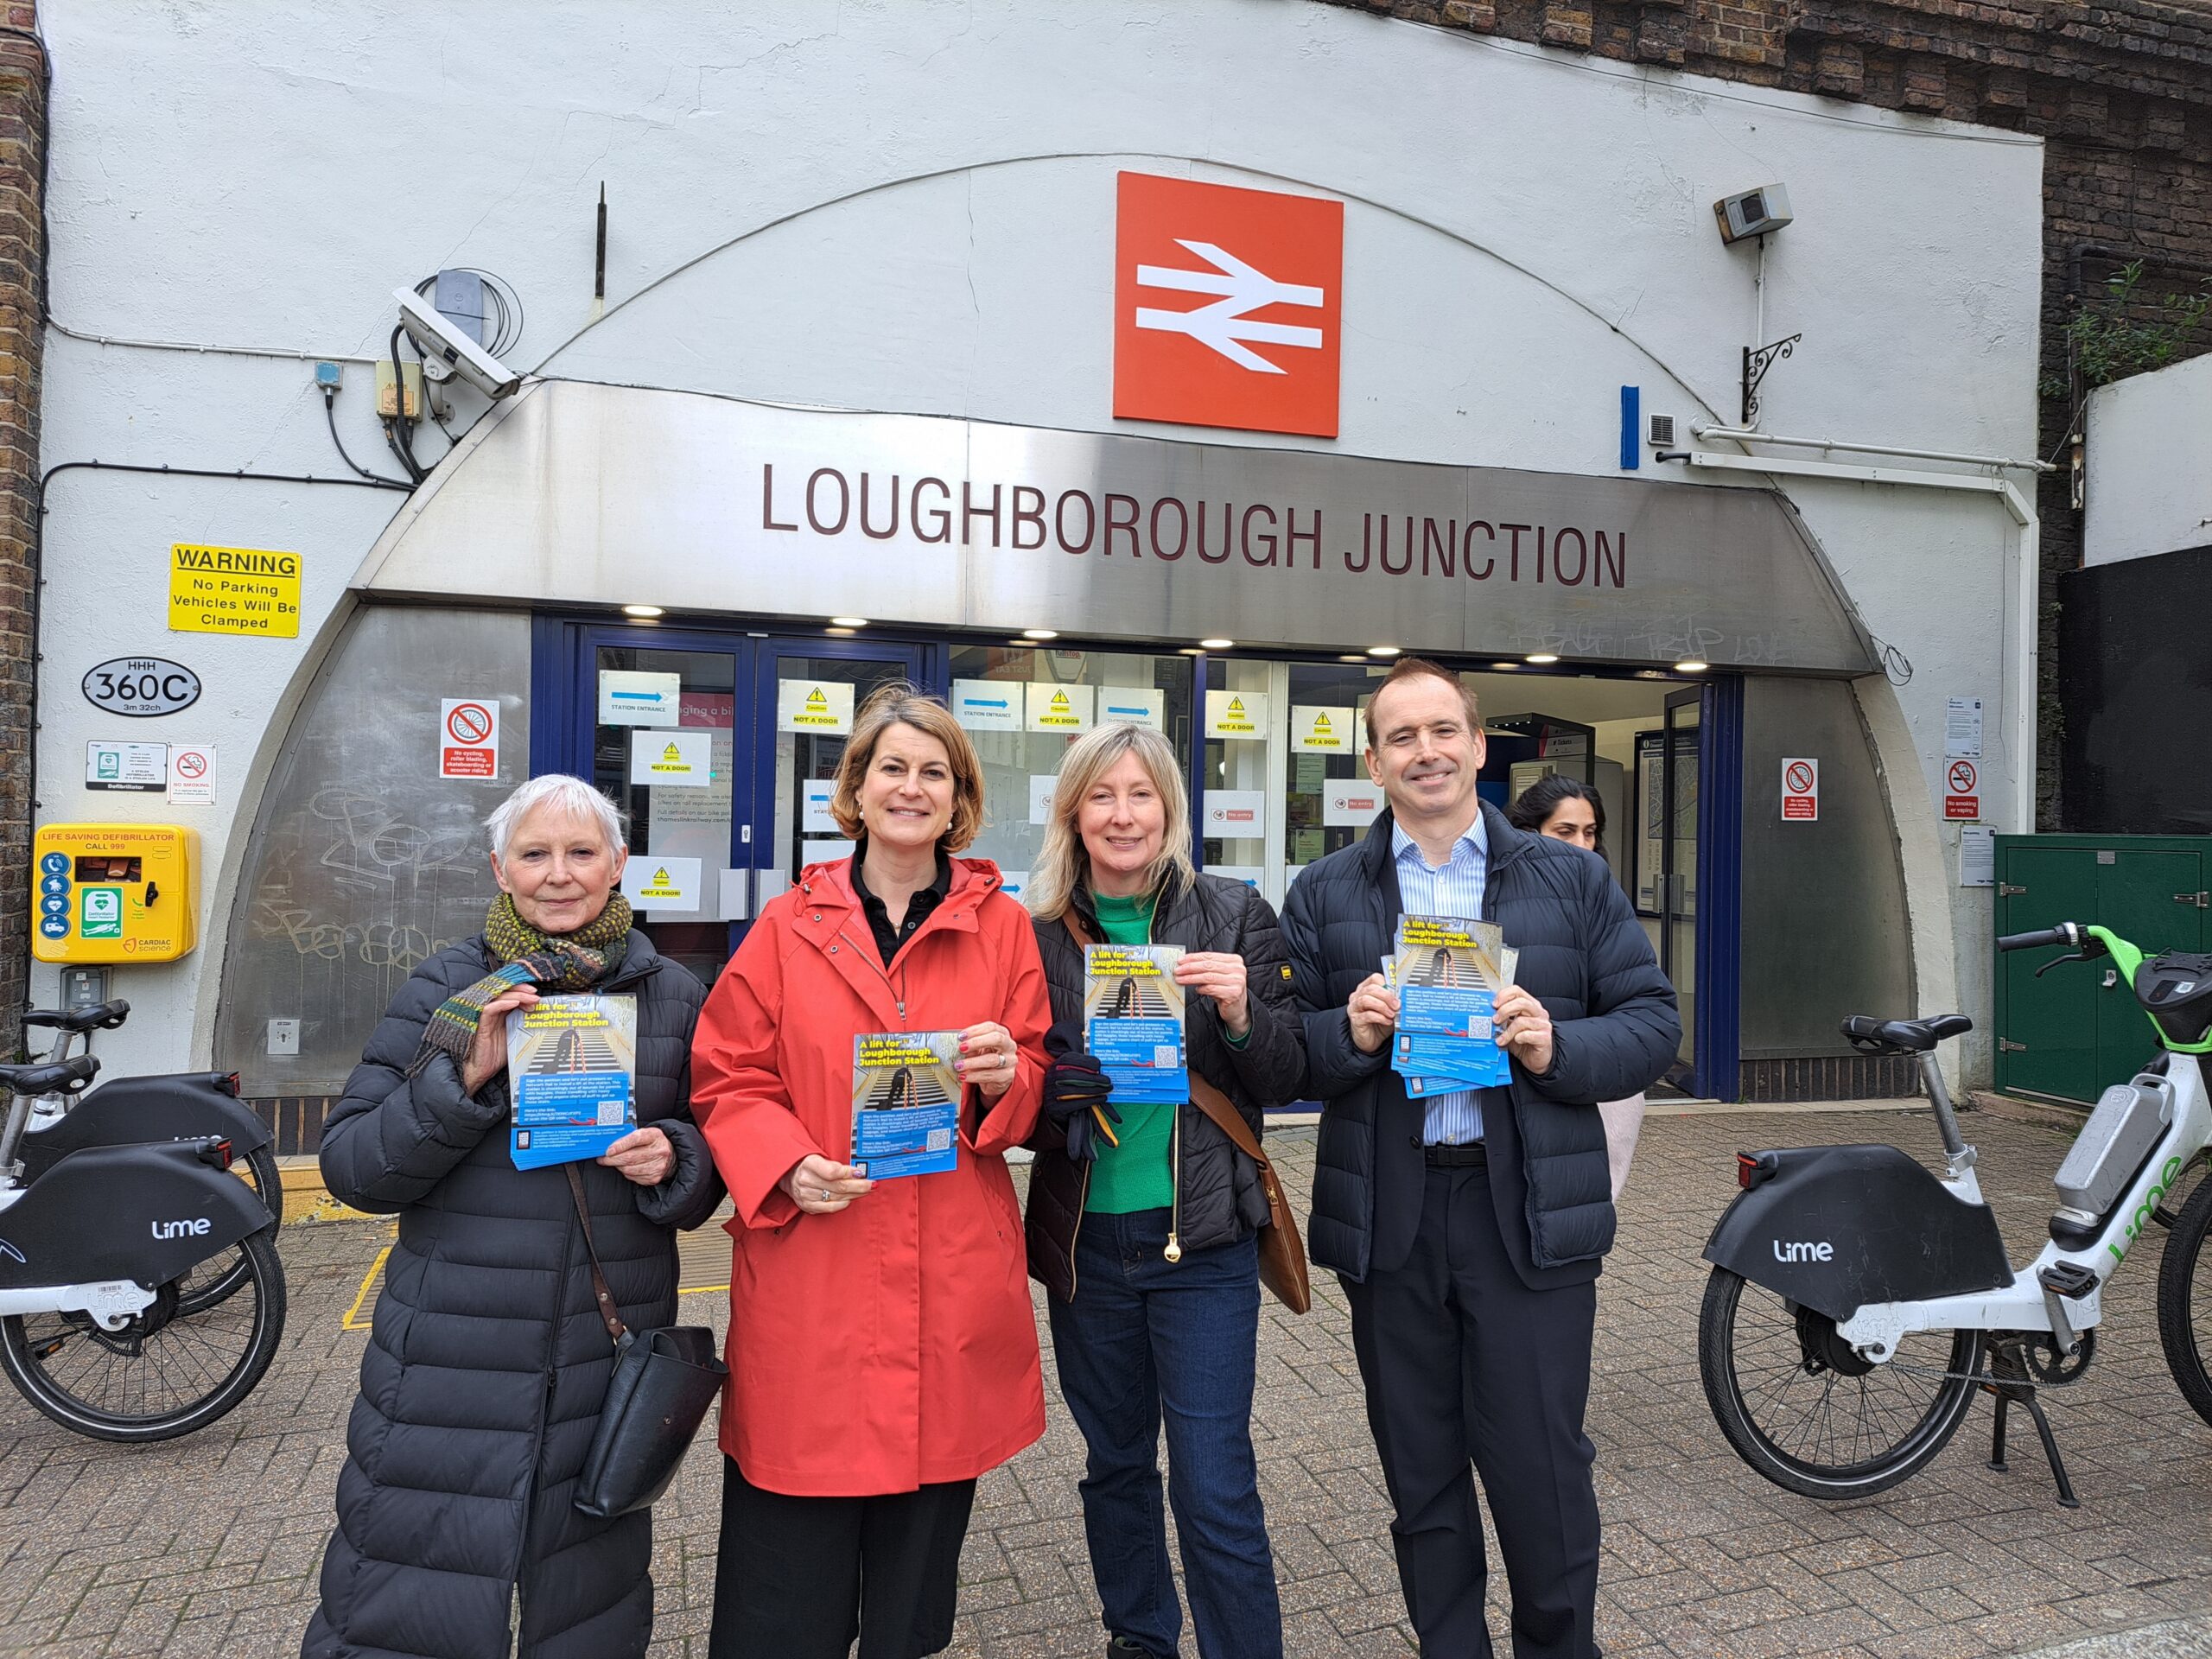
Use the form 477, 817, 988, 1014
374, 358, 422, 420
31, 823, 200, 963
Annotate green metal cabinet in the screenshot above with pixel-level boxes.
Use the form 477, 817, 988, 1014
1994, 835, 2210, 1104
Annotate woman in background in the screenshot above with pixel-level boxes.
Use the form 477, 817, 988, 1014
1508, 774, 1646, 1199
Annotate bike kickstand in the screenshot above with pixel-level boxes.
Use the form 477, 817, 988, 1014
1987, 1389, 2010, 1474
2016, 1388, 2081, 1510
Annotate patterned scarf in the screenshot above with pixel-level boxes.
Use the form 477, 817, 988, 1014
414, 892, 635, 1071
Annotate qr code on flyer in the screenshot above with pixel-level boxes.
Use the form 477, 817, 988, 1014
597, 1102, 626, 1127
926, 1128, 952, 1153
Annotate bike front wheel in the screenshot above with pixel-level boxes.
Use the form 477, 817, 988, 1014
1700, 1266, 1984, 1499
0, 1227, 287, 1442
2155, 1172, 2212, 1428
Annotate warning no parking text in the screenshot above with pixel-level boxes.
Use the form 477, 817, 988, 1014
168, 543, 302, 638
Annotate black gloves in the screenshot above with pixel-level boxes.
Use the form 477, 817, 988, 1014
1043, 1048, 1121, 1164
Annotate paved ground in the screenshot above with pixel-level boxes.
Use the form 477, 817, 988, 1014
7, 1104, 2212, 1657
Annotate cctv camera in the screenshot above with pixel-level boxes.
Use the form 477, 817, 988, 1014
1713, 184, 1793, 245
394, 287, 521, 399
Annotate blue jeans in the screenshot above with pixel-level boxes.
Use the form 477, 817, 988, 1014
1046, 1208, 1282, 1659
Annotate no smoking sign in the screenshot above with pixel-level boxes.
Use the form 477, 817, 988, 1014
440, 698, 500, 780
1944, 759, 1980, 821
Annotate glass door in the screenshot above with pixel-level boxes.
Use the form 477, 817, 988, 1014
749, 641, 925, 911
588, 637, 746, 986
1661, 686, 1701, 1078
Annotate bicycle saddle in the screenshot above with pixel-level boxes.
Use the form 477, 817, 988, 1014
21, 1000, 130, 1033
1840, 1014, 1972, 1055
0, 1054, 98, 1095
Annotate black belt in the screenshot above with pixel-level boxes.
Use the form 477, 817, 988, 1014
1422, 1141, 1487, 1168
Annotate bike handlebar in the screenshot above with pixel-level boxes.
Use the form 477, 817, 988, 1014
1997, 923, 2084, 953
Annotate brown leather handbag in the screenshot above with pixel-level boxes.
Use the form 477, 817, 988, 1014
1064, 914, 1312, 1315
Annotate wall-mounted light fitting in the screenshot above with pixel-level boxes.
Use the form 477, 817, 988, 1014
621, 604, 664, 618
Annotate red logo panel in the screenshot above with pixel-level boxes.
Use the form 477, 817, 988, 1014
1113, 173, 1344, 438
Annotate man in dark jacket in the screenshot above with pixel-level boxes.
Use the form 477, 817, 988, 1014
1282, 659, 1678, 1659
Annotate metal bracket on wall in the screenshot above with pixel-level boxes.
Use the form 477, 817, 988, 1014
2000, 1039, 2028, 1052
2176, 891, 2210, 909
1999, 883, 2028, 896
1740, 334, 1802, 426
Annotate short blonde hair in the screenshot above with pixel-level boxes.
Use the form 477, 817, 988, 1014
1027, 722, 1195, 922
829, 683, 986, 853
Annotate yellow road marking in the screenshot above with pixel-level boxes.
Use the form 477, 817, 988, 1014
342, 1245, 391, 1331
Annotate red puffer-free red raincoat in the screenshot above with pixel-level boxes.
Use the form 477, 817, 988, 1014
690, 855, 1050, 1497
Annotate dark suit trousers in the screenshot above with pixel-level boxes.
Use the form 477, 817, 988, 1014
1343, 1164, 1600, 1659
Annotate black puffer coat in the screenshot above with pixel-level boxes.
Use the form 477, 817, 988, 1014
303, 931, 721, 1659
1027, 868, 1307, 1299
1283, 805, 1677, 1290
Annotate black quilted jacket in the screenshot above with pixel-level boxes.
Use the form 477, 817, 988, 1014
1282, 804, 1678, 1290
1027, 868, 1308, 1300
303, 930, 721, 1659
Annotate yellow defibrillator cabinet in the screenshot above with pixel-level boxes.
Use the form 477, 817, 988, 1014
31, 823, 200, 963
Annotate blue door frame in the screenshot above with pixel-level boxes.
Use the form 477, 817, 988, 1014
530, 616, 939, 949
1695, 675, 1743, 1102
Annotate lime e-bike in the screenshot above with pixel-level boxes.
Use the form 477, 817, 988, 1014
0, 1046, 285, 1441
1699, 922, 2212, 1507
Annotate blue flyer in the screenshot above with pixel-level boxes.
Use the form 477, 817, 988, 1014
505, 994, 638, 1170
1084, 943, 1188, 1103
851, 1031, 963, 1178
1389, 916, 1513, 1090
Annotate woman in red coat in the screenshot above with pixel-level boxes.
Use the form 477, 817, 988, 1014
691, 683, 1050, 1659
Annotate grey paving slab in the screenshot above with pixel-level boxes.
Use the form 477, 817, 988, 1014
7, 1108, 2212, 1656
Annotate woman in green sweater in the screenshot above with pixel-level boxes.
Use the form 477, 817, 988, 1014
1025, 722, 1307, 1659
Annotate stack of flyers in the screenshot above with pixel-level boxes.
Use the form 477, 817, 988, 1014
1388, 915, 1515, 1092
1084, 943, 1189, 1103
505, 994, 639, 1169
851, 1032, 963, 1179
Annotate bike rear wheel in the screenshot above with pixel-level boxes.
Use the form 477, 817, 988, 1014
1700, 1266, 1983, 1498
2155, 1173, 2212, 1428
174, 1145, 283, 1314
0, 1227, 287, 1441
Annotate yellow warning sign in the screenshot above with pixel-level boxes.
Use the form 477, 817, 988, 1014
1294, 704, 1355, 753
168, 543, 302, 638
1206, 689, 1268, 738
1024, 681, 1096, 733
778, 678, 855, 734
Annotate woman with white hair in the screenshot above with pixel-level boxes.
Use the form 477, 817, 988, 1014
1026, 721, 1306, 1659
304, 773, 723, 1659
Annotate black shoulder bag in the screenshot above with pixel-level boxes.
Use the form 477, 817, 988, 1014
563, 1165, 729, 1519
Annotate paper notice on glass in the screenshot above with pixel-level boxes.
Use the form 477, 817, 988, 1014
779, 679, 854, 734
622, 856, 702, 911
1391, 915, 1511, 1088
1205, 689, 1268, 739
1960, 824, 1996, 888
1026, 681, 1096, 734
1097, 686, 1166, 729
1293, 705, 1357, 753
506, 994, 638, 1169
801, 779, 837, 833
629, 728, 712, 787
802, 838, 851, 868
1084, 944, 1188, 1103
1203, 789, 1266, 836
598, 671, 681, 725
950, 678, 1023, 731
1029, 773, 1059, 826
1324, 779, 1384, 827
851, 1031, 963, 1179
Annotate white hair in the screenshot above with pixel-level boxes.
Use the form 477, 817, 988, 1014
485, 774, 627, 861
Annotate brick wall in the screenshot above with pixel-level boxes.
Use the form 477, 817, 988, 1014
1325, 0, 2212, 830
0, 4, 38, 1059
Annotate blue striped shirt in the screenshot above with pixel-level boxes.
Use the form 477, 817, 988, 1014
1393, 816, 1490, 1144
